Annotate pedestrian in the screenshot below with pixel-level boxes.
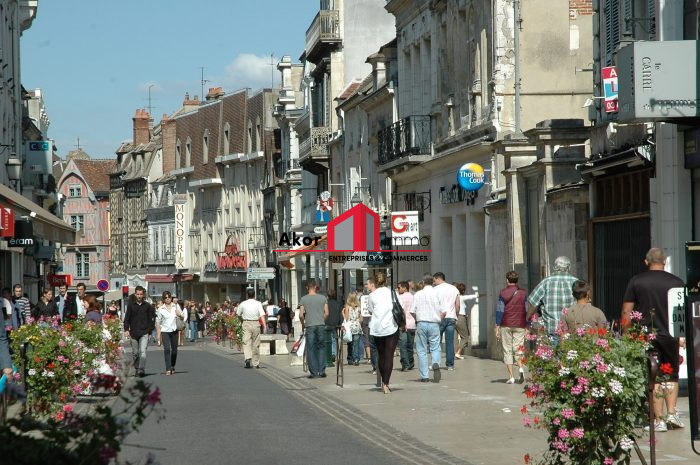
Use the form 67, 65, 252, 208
495, 271, 528, 384
407, 280, 415, 294
106, 300, 120, 319
527, 256, 579, 345
366, 272, 399, 394
622, 248, 685, 432
454, 283, 470, 360
299, 279, 329, 379
266, 298, 279, 334
236, 288, 267, 369
75, 282, 89, 318
0, 308, 13, 387
123, 286, 156, 378
187, 300, 199, 343
326, 289, 343, 363
562, 280, 607, 330
342, 291, 363, 365
411, 274, 444, 383
85, 297, 103, 324
31, 288, 58, 320
397, 281, 415, 371
277, 300, 293, 339
2, 288, 17, 331
11, 284, 31, 326
53, 284, 77, 323
434, 272, 460, 371
156, 291, 185, 375
359, 290, 373, 365
179, 302, 190, 346
198, 303, 208, 337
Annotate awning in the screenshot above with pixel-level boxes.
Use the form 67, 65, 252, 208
0, 183, 75, 243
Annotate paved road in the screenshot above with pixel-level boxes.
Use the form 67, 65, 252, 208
119, 345, 408, 465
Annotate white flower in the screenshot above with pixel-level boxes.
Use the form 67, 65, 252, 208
613, 366, 626, 377
605, 408, 613, 415
609, 380, 623, 395
28, 369, 36, 376
559, 367, 571, 376
566, 350, 578, 361
620, 436, 634, 451
41, 370, 48, 377
591, 387, 606, 398
47, 371, 55, 378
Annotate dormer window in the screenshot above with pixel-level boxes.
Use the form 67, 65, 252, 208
186, 137, 192, 167
176, 139, 182, 169
69, 185, 82, 197
224, 123, 230, 155
203, 129, 210, 164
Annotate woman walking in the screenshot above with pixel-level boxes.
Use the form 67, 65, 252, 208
342, 292, 363, 365
454, 283, 470, 360
156, 291, 185, 375
366, 273, 399, 394
187, 301, 199, 342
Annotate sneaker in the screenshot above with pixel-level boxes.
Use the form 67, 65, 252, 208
447, 366, 454, 371
518, 368, 525, 384
320, 373, 327, 378
506, 377, 515, 384
420, 378, 430, 383
644, 420, 668, 432
432, 363, 441, 383
455, 354, 464, 360
244, 359, 251, 369
666, 413, 685, 429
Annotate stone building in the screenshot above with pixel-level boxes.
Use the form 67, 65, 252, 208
57, 157, 115, 290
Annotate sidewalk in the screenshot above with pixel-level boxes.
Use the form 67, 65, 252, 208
204, 338, 695, 465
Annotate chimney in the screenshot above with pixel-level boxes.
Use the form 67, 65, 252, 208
278, 56, 293, 89
161, 114, 176, 173
366, 53, 387, 92
183, 92, 201, 107
132, 109, 152, 146
205, 86, 224, 101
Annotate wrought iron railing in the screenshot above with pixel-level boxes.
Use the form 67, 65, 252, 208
305, 9, 340, 55
391, 191, 431, 222
299, 126, 331, 162
378, 115, 432, 165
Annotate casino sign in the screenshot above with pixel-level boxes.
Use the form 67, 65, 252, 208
217, 236, 248, 272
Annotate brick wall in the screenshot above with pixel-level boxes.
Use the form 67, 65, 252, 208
161, 117, 176, 173
570, 0, 592, 16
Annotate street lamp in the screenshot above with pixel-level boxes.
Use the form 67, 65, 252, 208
350, 192, 361, 207
5, 152, 21, 191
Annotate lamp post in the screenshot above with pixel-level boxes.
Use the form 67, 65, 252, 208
5, 152, 21, 192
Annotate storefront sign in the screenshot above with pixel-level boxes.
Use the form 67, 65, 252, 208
668, 288, 688, 380
0, 208, 14, 238
48, 274, 72, 287
391, 211, 419, 246
440, 184, 478, 205
247, 267, 276, 280
173, 195, 190, 270
602, 66, 618, 113
204, 262, 218, 273
618, 40, 700, 121
217, 237, 248, 272
457, 163, 486, 191
8, 219, 34, 247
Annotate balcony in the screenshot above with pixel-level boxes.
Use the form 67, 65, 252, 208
298, 126, 331, 174
378, 116, 432, 168
305, 9, 341, 63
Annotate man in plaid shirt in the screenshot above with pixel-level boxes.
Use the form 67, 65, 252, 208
527, 256, 579, 341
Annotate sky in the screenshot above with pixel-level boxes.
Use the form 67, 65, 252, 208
21, 0, 318, 158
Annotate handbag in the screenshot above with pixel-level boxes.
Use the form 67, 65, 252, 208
291, 333, 305, 354
341, 320, 353, 343
391, 289, 406, 328
175, 312, 186, 331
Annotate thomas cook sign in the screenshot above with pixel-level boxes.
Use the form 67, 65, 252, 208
174, 195, 190, 270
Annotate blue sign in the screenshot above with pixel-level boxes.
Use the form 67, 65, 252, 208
97, 279, 110, 292
457, 163, 486, 191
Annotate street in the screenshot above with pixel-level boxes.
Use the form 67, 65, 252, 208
119, 343, 465, 465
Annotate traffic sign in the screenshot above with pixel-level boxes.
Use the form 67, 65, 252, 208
247, 267, 276, 280
97, 279, 110, 292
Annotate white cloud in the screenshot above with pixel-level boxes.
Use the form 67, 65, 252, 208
222, 53, 276, 91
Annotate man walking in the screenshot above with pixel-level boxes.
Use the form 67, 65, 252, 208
434, 272, 460, 371
326, 289, 343, 364
495, 271, 528, 384
54, 284, 77, 323
397, 281, 415, 371
75, 283, 88, 318
123, 286, 155, 377
11, 284, 31, 325
299, 279, 329, 379
411, 274, 444, 383
236, 288, 267, 369
622, 248, 685, 432
527, 256, 579, 343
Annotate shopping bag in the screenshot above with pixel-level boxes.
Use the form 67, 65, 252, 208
291, 333, 305, 354
341, 320, 353, 343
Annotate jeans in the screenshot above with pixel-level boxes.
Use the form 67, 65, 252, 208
369, 334, 378, 370
416, 322, 441, 380
306, 325, 326, 376
347, 333, 363, 364
326, 326, 337, 363
441, 318, 456, 367
130, 334, 149, 373
188, 320, 198, 342
162, 331, 178, 371
399, 329, 415, 369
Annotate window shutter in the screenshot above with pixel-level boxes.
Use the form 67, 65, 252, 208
604, 0, 620, 66
623, 0, 633, 36
647, 0, 656, 39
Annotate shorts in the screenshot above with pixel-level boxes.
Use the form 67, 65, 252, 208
651, 334, 679, 382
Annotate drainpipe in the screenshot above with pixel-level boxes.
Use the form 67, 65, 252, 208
514, 0, 522, 136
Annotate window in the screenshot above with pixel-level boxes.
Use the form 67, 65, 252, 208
153, 228, 160, 261
70, 215, 84, 230
255, 118, 261, 152
247, 123, 253, 154
176, 140, 181, 169
76, 252, 90, 278
203, 129, 210, 164
69, 185, 82, 197
186, 137, 192, 167
224, 123, 230, 155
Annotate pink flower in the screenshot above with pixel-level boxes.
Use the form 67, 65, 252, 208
561, 408, 575, 419
604, 458, 614, 465
585, 398, 596, 406
596, 338, 609, 349
74, 361, 81, 367
522, 416, 532, 427
596, 363, 609, 373
571, 385, 583, 395
62, 404, 73, 413
73, 384, 83, 393
552, 417, 561, 425
58, 340, 66, 347
147, 387, 161, 406
579, 360, 590, 370
593, 354, 604, 364
571, 428, 584, 439
576, 327, 585, 337
577, 377, 589, 386
558, 428, 569, 439
630, 310, 643, 321
648, 333, 656, 341
560, 381, 567, 389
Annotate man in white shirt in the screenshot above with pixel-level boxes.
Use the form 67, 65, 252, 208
76, 283, 88, 318
236, 288, 267, 369
265, 299, 279, 334
434, 272, 460, 371
411, 274, 444, 383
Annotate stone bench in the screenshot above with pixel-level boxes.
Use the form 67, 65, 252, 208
259, 334, 289, 356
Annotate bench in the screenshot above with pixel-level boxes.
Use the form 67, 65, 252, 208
259, 334, 289, 356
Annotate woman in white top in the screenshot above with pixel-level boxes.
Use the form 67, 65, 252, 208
342, 292, 363, 365
454, 282, 470, 360
367, 272, 399, 394
156, 291, 185, 375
